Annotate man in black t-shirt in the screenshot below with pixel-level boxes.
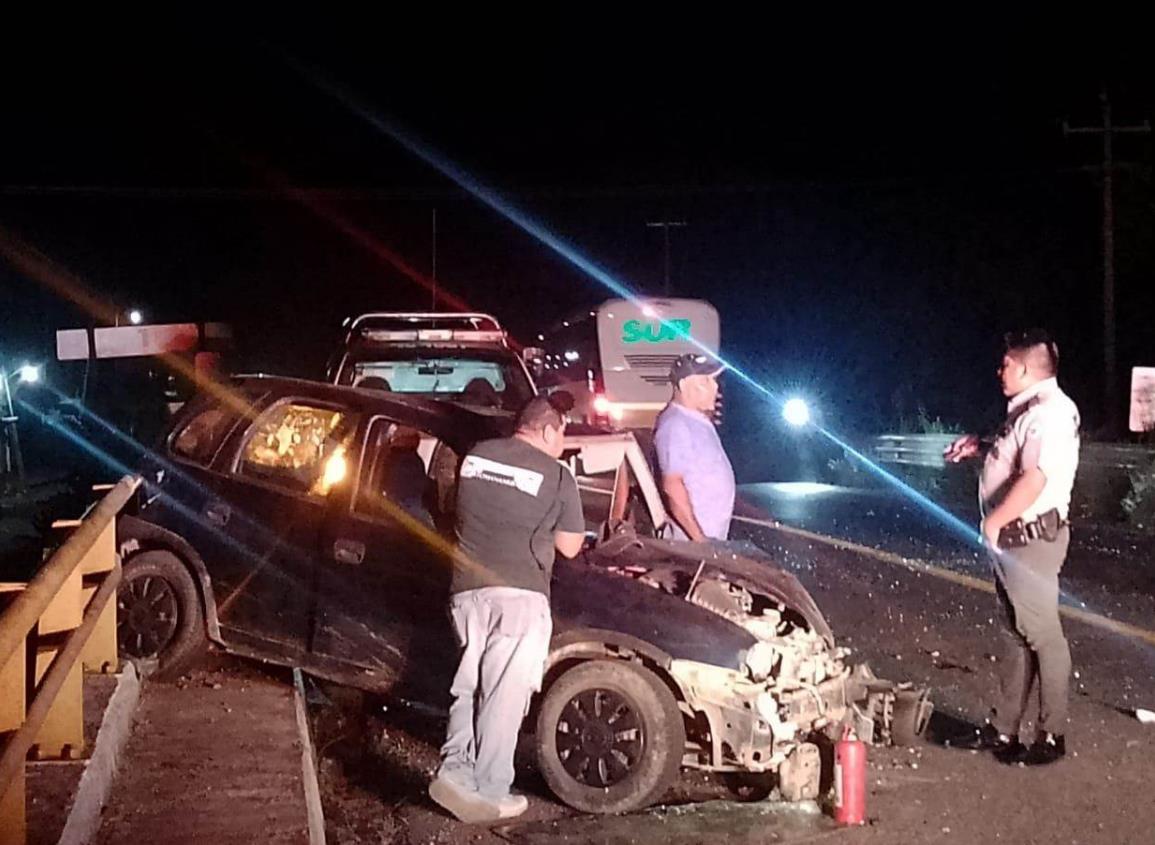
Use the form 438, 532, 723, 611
429, 395, 585, 823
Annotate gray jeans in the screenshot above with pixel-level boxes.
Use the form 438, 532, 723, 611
990, 527, 1071, 736
437, 587, 552, 800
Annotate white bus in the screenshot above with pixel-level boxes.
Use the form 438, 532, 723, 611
536, 298, 720, 429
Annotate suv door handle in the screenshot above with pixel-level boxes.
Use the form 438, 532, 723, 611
333, 539, 365, 565
204, 502, 231, 527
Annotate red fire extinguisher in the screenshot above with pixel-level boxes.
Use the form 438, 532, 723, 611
834, 726, 866, 826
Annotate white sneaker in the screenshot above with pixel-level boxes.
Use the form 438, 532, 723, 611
438, 768, 477, 792
429, 776, 499, 824
491, 793, 529, 820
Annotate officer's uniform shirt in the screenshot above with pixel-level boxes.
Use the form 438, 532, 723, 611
979, 377, 1081, 522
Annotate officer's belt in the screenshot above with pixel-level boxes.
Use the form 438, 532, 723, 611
998, 508, 1068, 548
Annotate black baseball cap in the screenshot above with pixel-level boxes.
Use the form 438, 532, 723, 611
669, 352, 726, 386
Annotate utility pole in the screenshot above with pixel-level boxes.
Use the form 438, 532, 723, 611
1064, 88, 1150, 433
431, 208, 438, 310
1, 368, 26, 491
645, 220, 687, 295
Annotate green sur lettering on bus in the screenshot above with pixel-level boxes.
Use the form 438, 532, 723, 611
621, 318, 692, 344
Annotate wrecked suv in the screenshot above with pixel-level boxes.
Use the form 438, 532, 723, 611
117, 376, 930, 814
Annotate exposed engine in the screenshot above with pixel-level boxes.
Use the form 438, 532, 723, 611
603, 555, 932, 784
608, 561, 843, 686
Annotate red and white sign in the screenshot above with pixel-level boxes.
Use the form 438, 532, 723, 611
56, 323, 232, 361
1131, 367, 1155, 433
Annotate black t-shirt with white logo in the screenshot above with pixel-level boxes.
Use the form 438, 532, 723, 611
452, 437, 585, 597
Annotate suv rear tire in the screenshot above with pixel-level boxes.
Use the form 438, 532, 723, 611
117, 550, 206, 679
536, 659, 684, 814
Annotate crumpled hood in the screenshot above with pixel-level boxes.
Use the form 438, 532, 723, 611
589, 531, 835, 647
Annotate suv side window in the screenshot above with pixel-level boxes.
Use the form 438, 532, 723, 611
170, 405, 238, 467
354, 419, 433, 526
238, 402, 357, 496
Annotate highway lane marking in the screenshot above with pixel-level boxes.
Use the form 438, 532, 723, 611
578, 483, 1155, 647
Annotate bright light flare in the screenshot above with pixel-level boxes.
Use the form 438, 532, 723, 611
128, 309, 144, 325
592, 395, 624, 422
18, 365, 40, 384
292, 62, 986, 550
319, 447, 348, 494
783, 397, 810, 427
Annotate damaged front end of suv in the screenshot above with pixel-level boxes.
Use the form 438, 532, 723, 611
588, 531, 932, 800
549, 433, 932, 806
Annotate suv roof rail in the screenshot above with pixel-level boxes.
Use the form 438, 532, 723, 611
348, 312, 504, 332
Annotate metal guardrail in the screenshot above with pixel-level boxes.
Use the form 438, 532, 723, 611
872, 434, 955, 468
872, 434, 1155, 470
1078, 443, 1155, 470
0, 476, 139, 845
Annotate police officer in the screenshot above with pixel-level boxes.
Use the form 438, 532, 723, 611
945, 329, 1080, 765
654, 351, 734, 542
429, 394, 585, 822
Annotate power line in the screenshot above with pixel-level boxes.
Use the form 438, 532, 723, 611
0, 167, 1128, 203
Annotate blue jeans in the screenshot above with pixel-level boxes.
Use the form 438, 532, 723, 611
437, 587, 552, 799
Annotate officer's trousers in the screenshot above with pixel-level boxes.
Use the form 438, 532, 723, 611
990, 527, 1071, 736
438, 587, 552, 800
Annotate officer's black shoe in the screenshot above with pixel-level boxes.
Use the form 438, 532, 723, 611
1019, 732, 1066, 766
952, 723, 1020, 753
993, 738, 1030, 764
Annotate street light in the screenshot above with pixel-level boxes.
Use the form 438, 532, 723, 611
2, 364, 41, 489
114, 308, 144, 327
783, 397, 811, 427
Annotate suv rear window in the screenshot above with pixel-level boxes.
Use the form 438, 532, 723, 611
344, 350, 533, 410
353, 360, 508, 395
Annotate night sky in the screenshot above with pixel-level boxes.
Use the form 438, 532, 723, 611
2, 26, 1152, 479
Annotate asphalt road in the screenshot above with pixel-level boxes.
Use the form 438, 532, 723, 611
304, 480, 1155, 844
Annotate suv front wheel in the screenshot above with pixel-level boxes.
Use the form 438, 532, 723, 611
535, 659, 685, 814
117, 550, 207, 679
